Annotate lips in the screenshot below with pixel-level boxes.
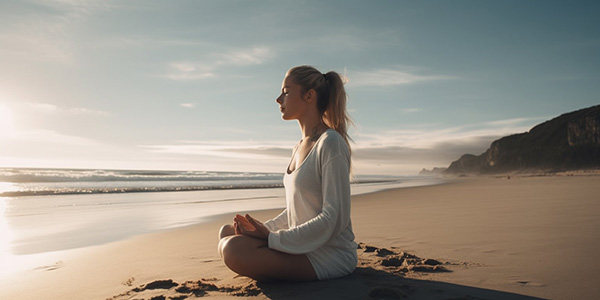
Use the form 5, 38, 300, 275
279, 107, 285, 113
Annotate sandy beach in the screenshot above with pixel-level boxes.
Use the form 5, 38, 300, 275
1, 174, 598, 300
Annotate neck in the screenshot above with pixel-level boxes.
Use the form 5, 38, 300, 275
298, 115, 326, 141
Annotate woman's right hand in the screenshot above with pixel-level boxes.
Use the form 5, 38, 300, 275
233, 214, 270, 240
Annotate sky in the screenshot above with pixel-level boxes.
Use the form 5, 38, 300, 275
0, 0, 599, 175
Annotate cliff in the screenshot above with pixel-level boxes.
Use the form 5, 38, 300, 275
444, 104, 600, 175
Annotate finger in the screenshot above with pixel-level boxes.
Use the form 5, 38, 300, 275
236, 214, 255, 231
233, 221, 240, 235
234, 214, 247, 224
235, 220, 258, 238
246, 214, 262, 228
245, 215, 269, 239
234, 214, 246, 223
245, 214, 258, 222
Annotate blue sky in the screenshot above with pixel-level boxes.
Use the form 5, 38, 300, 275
0, 0, 598, 175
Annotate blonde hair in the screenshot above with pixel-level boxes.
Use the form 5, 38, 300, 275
286, 65, 353, 153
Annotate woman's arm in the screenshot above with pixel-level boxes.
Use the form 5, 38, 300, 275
263, 209, 289, 231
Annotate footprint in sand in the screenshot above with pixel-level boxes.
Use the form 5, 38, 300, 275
33, 260, 63, 271
122, 277, 135, 287
109, 278, 262, 299
132, 279, 178, 291
516, 280, 545, 287
358, 243, 450, 273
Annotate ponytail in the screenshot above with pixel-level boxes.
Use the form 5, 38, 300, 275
322, 71, 352, 149
287, 65, 353, 155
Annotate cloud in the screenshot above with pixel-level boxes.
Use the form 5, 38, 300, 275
352, 135, 499, 174
348, 68, 456, 87
136, 116, 544, 175
26, 102, 60, 113
401, 108, 422, 113
0, 115, 545, 176
484, 117, 545, 127
141, 140, 294, 160
215, 47, 272, 65
164, 46, 274, 81
349, 116, 546, 174
354, 116, 543, 150
0, 128, 106, 162
0, 27, 73, 63
163, 62, 216, 81
166, 69, 216, 80
13, 129, 101, 146
26, 102, 111, 116
0, 0, 112, 63
180, 103, 196, 108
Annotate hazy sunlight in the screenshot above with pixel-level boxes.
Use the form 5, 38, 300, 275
0, 103, 16, 139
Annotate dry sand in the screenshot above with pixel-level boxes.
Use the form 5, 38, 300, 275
1, 174, 598, 300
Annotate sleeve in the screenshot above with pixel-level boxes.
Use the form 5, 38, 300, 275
268, 148, 351, 255
263, 209, 289, 231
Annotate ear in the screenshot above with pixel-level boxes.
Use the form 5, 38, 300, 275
304, 89, 317, 103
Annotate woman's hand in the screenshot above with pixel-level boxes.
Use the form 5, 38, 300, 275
233, 214, 270, 241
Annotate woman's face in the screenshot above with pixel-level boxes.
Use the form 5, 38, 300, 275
276, 75, 308, 121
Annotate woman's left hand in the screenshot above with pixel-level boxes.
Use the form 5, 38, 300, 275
233, 214, 270, 240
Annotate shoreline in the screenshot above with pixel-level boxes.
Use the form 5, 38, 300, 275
1, 175, 598, 299
1, 177, 442, 257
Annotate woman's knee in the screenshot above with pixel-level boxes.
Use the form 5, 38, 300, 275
219, 224, 235, 239
221, 236, 249, 271
221, 236, 267, 277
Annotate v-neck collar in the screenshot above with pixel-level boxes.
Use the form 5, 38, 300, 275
286, 129, 332, 175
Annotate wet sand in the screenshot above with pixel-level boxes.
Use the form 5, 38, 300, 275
1, 174, 598, 299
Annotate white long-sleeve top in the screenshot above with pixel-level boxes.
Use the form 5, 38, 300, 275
264, 129, 357, 255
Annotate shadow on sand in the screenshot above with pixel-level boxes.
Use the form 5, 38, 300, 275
254, 265, 548, 300
108, 243, 549, 300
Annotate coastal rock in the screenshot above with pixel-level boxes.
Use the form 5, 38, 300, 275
445, 104, 600, 175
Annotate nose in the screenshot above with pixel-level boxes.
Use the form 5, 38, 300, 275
276, 95, 283, 104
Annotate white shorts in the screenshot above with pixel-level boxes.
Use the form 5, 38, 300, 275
306, 246, 358, 280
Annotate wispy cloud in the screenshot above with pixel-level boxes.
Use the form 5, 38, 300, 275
26, 102, 111, 116
164, 46, 274, 81
0, 0, 113, 63
166, 63, 216, 80
355, 117, 539, 150
216, 47, 272, 65
484, 117, 545, 127
142, 140, 293, 160
350, 117, 547, 173
348, 68, 456, 87
0, 25, 73, 63
138, 116, 545, 175
14, 128, 101, 146
401, 108, 422, 114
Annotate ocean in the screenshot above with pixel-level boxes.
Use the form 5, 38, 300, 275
0, 168, 287, 197
0, 167, 442, 276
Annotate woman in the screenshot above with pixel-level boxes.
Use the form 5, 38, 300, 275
218, 65, 357, 281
